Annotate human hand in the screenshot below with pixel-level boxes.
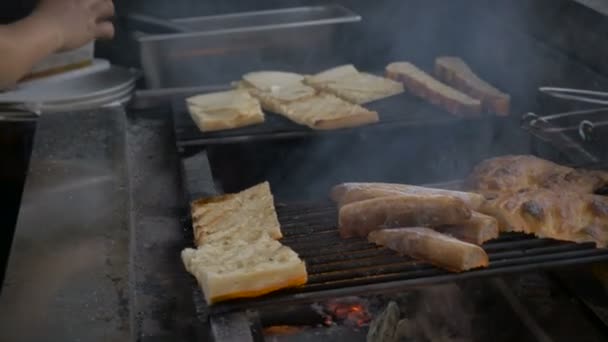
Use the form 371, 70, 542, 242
32, 0, 115, 52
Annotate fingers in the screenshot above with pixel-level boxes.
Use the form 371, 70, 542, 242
95, 21, 115, 40
92, 0, 115, 21
92, 0, 115, 40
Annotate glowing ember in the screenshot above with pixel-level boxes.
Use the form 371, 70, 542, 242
324, 298, 372, 327
263, 325, 304, 336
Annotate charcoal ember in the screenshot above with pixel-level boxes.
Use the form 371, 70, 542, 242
367, 301, 400, 342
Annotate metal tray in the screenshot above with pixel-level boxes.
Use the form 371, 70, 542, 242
135, 5, 361, 88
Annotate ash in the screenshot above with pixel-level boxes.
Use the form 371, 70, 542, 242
265, 280, 539, 342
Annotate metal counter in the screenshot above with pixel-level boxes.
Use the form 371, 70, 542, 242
0, 107, 199, 341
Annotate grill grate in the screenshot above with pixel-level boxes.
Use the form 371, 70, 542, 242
208, 201, 608, 315
172, 91, 464, 147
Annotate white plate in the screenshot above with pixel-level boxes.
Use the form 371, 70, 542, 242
19, 59, 110, 88
0, 64, 138, 104
30, 85, 136, 113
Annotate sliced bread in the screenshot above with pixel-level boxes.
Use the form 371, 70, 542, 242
186, 90, 264, 132
190, 181, 282, 246
305, 64, 404, 104
182, 234, 307, 304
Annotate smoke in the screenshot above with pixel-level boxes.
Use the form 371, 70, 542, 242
406, 284, 473, 341
129, 0, 608, 195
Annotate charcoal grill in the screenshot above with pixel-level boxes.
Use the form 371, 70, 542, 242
158, 1, 608, 341
204, 201, 608, 315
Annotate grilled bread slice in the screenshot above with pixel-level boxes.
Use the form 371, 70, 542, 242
435, 56, 510, 116
330, 182, 485, 210
182, 234, 307, 304
435, 211, 499, 245
338, 195, 472, 238
386, 62, 481, 117
281, 93, 379, 130
368, 227, 489, 272
190, 181, 282, 246
304, 64, 404, 104
240, 71, 379, 130
186, 90, 264, 132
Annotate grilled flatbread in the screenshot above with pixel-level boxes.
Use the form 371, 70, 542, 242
479, 188, 608, 247
467, 155, 608, 195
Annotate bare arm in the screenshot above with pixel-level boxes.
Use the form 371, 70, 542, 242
0, 0, 114, 90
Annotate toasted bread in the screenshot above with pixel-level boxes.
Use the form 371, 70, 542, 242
305, 65, 404, 104
369, 227, 489, 272
435, 56, 510, 116
182, 234, 307, 304
239, 71, 379, 130
338, 195, 472, 238
435, 212, 499, 245
386, 62, 481, 117
190, 181, 282, 246
186, 90, 264, 132
330, 182, 485, 210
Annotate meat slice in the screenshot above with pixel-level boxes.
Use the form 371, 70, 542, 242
338, 195, 471, 238
368, 227, 489, 272
385, 62, 481, 117
467, 155, 608, 195
479, 188, 608, 247
435, 211, 499, 245
435, 56, 510, 116
330, 182, 485, 210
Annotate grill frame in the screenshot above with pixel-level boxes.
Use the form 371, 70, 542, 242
202, 201, 608, 315
171, 87, 469, 148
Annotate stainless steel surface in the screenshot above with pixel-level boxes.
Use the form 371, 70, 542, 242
168, 5, 361, 34
0, 108, 39, 122
0, 106, 202, 340
131, 84, 232, 110
127, 13, 190, 34
0, 108, 130, 341
135, 5, 361, 88
126, 110, 202, 341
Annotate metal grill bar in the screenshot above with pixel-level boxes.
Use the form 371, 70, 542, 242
208, 202, 608, 315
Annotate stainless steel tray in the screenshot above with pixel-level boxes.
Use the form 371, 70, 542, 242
135, 5, 361, 88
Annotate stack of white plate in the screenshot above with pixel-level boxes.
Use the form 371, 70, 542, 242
0, 59, 138, 113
